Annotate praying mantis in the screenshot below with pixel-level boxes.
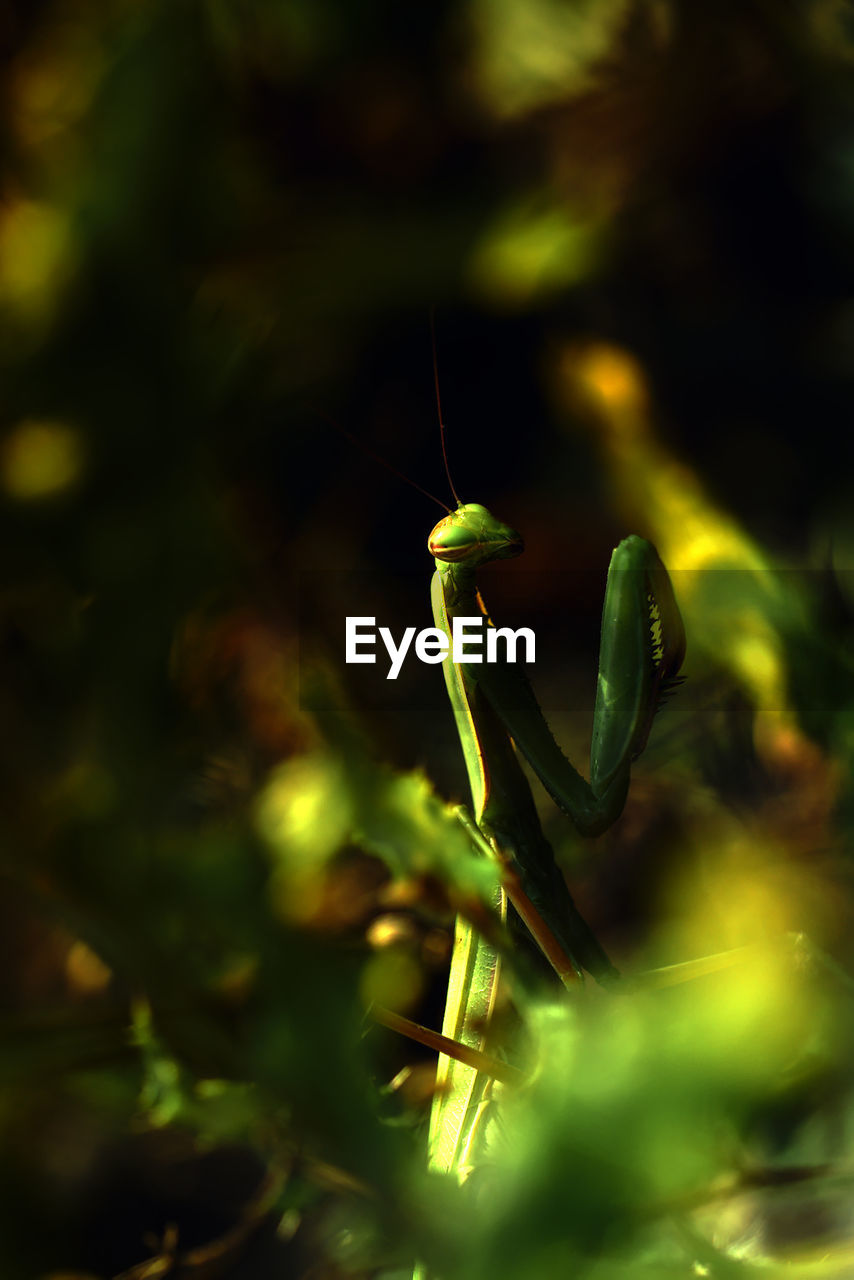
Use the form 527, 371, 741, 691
421, 495, 686, 1185
335, 350, 854, 1280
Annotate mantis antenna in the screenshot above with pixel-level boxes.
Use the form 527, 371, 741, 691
430, 310, 462, 509
315, 408, 451, 513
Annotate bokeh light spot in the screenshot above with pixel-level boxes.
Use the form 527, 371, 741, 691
360, 948, 423, 1013
469, 203, 601, 305
1, 419, 84, 500
65, 940, 112, 995
0, 198, 74, 319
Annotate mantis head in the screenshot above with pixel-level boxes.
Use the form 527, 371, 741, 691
428, 503, 524, 567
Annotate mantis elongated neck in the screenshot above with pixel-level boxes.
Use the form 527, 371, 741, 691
435, 562, 481, 614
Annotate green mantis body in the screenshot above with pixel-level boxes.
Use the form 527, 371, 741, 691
425, 502, 685, 1179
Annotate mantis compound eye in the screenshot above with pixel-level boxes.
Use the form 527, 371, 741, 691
428, 517, 479, 562
428, 508, 524, 564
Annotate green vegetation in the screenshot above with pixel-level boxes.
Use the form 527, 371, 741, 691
2, 2, 854, 1277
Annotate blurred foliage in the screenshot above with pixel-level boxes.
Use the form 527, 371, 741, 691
3, 0, 854, 1277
